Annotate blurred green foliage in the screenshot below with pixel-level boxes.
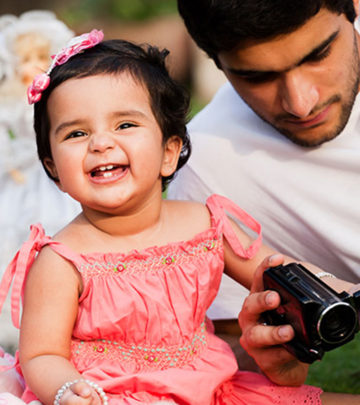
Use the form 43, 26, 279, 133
61, 0, 177, 25
306, 333, 360, 394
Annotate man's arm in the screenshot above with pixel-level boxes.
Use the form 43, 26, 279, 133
167, 163, 211, 203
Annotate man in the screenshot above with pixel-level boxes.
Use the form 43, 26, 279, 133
169, 0, 360, 396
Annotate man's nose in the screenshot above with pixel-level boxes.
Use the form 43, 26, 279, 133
280, 70, 319, 118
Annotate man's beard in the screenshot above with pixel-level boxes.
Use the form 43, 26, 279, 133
251, 33, 360, 148
274, 91, 358, 147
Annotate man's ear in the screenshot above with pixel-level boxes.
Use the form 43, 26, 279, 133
354, 0, 360, 17
161, 136, 183, 177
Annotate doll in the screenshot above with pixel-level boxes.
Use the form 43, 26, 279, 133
0, 11, 81, 351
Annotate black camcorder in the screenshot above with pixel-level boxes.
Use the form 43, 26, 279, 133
263, 263, 360, 363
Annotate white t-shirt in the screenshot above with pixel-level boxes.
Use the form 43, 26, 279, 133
168, 82, 360, 319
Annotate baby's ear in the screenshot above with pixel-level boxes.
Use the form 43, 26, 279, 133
161, 136, 183, 177
43, 157, 63, 189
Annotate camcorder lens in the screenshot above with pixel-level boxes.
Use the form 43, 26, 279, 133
317, 302, 357, 344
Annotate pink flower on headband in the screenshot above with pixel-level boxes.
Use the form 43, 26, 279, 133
27, 29, 104, 105
27, 73, 50, 104
53, 29, 104, 66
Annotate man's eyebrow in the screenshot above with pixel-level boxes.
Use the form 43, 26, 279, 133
227, 30, 339, 77
299, 30, 339, 64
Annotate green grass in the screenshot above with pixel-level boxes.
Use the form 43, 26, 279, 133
306, 333, 360, 393
60, 0, 177, 26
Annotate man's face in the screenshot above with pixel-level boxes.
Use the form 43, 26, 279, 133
218, 8, 360, 147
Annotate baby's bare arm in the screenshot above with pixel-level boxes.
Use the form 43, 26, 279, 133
19, 247, 87, 404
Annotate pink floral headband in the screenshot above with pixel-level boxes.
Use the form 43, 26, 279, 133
27, 29, 104, 104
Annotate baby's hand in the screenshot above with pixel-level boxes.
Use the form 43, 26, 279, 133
60, 381, 102, 405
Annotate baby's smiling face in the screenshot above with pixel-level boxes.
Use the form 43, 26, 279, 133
44, 72, 179, 216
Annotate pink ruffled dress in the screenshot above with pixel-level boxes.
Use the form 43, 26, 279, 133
0, 195, 322, 404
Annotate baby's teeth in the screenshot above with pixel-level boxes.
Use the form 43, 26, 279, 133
98, 165, 114, 172
104, 172, 113, 178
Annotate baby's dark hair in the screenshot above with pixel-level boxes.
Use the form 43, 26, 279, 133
34, 38, 191, 191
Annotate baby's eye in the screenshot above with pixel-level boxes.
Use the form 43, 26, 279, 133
118, 122, 136, 130
65, 130, 87, 140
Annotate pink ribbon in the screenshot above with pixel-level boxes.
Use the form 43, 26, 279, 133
0, 225, 51, 328
207, 194, 262, 259
27, 29, 104, 104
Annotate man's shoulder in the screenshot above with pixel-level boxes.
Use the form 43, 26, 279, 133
189, 82, 249, 130
188, 82, 279, 145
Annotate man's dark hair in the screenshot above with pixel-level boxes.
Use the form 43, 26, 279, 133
34, 39, 191, 191
177, 0, 356, 63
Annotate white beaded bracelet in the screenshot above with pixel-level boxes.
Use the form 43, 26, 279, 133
316, 271, 337, 280
54, 378, 109, 405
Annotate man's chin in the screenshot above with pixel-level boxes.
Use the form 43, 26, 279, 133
254, 110, 343, 147
274, 127, 340, 147
269, 92, 357, 147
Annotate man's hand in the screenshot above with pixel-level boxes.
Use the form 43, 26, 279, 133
238, 254, 309, 386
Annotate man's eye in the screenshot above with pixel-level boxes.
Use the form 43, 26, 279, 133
241, 72, 278, 84
306, 47, 331, 63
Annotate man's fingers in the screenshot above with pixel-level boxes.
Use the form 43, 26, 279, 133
251, 254, 285, 293
239, 290, 281, 327
240, 323, 295, 350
